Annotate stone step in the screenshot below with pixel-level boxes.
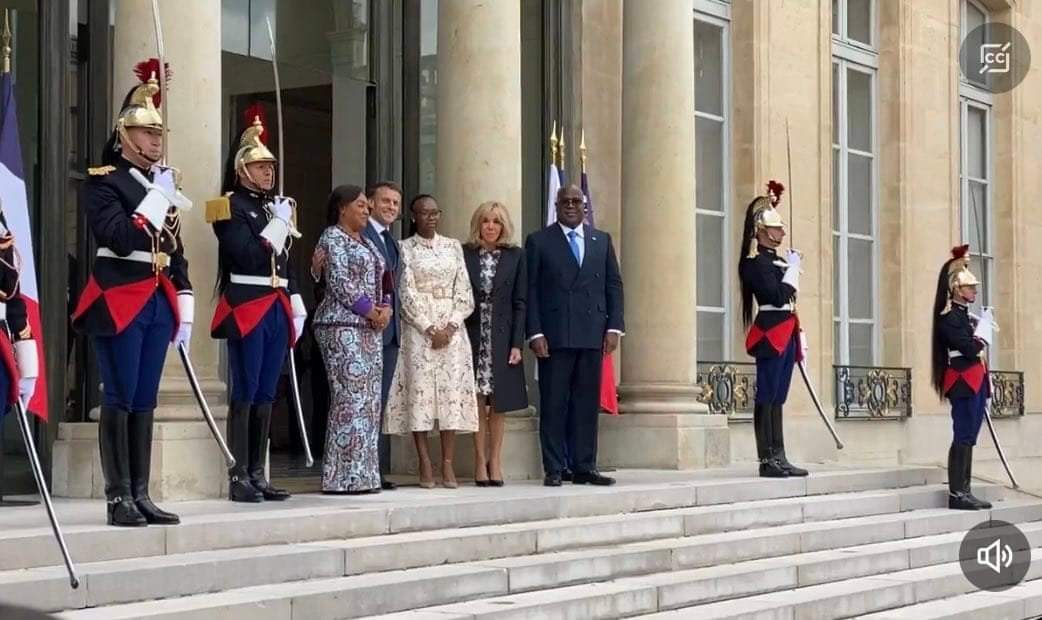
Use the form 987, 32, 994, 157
859, 577, 1042, 619
2, 483, 988, 613
55, 499, 1042, 619
637, 549, 1042, 619
375, 511, 1042, 619
0, 467, 945, 573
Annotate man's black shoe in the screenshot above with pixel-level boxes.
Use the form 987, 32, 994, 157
573, 471, 615, 486
381, 478, 397, 491
561, 470, 574, 482
544, 473, 563, 487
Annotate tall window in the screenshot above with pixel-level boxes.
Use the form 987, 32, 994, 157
831, 0, 878, 366
959, 0, 994, 338
694, 0, 730, 361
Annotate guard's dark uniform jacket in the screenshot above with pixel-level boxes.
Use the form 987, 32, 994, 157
0, 212, 31, 405
739, 245, 802, 361
937, 303, 990, 399
209, 187, 298, 344
71, 158, 190, 336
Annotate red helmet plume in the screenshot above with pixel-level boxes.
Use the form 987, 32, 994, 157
950, 244, 970, 260
766, 180, 785, 206
132, 58, 172, 107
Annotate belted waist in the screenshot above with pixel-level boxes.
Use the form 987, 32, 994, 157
759, 304, 792, 312
416, 286, 453, 299
97, 247, 170, 268
230, 274, 288, 289
949, 350, 982, 360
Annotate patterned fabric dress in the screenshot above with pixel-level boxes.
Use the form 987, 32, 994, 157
384, 234, 479, 434
313, 226, 385, 492
476, 248, 501, 396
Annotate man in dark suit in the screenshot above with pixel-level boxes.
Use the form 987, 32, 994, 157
363, 181, 403, 490
526, 184, 624, 487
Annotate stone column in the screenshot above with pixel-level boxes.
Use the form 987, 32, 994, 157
389, 0, 541, 480
434, 0, 523, 237
599, 0, 728, 469
53, 0, 227, 500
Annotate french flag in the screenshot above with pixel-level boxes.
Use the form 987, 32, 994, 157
0, 70, 46, 420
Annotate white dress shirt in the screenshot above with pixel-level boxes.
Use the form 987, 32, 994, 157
369, 217, 389, 251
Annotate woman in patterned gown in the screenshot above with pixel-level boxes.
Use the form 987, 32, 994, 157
462, 202, 528, 487
312, 185, 392, 494
384, 194, 478, 488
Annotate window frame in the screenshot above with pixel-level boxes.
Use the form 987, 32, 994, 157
832, 0, 877, 53
693, 1, 732, 362
831, 1, 880, 368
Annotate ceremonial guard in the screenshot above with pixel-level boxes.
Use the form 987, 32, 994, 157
931, 245, 994, 510
207, 108, 305, 503
0, 215, 38, 421
738, 181, 808, 479
72, 63, 193, 527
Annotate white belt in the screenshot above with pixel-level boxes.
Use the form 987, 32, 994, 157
949, 350, 980, 360
97, 248, 156, 264
759, 304, 792, 312
230, 274, 288, 289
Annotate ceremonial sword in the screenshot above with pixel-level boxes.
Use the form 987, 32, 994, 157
266, 17, 314, 467
149, 0, 235, 467
785, 117, 844, 449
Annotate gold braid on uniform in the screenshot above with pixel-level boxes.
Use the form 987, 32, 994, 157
0, 243, 23, 301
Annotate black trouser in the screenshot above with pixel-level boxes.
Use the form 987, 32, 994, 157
538, 348, 602, 476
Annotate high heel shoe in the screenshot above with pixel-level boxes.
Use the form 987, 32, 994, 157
418, 458, 435, 489
441, 460, 458, 489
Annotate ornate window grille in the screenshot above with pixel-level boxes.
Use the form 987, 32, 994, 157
988, 371, 1025, 418
834, 365, 911, 419
696, 361, 756, 421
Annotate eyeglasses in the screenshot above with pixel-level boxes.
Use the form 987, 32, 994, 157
557, 198, 583, 206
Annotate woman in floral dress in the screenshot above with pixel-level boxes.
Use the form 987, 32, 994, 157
462, 202, 528, 487
384, 194, 478, 488
313, 185, 392, 494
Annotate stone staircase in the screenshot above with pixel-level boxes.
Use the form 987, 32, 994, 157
0, 466, 1040, 619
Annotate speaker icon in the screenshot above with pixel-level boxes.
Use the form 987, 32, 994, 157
976, 538, 1014, 574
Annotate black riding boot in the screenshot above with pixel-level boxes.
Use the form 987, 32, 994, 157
754, 403, 788, 478
771, 404, 808, 476
227, 402, 263, 502
99, 406, 147, 526
248, 403, 290, 501
948, 443, 984, 510
963, 445, 991, 509
128, 410, 180, 524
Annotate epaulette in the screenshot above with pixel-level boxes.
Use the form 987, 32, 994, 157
87, 165, 116, 176
205, 194, 232, 223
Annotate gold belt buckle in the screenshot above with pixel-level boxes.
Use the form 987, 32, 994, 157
153, 252, 170, 270
271, 273, 280, 288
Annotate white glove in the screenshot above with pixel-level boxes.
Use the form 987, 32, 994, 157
271, 197, 294, 222
152, 166, 177, 197
173, 322, 192, 353
782, 249, 802, 291
13, 339, 37, 403
290, 294, 307, 344
18, 377, 35, 403
974, 308, 995, 345
799, 329, 809, 360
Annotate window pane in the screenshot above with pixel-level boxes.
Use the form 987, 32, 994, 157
847, 237, 873, 319
420, 0, 439, 194
849, 323, 874, 366
697, 312, 725, 362
966, 105, 986, 179
833, 234, 841, 315
834, 320, 843, 363
832, 0, 839, 35
694, 19, 723, 116
847, 0, 872, 46
697, 214, 724, 307
832, 62, 839, 146
248, 0, 276, 61
964, 3, 987, 85
696, 117, 724, 212
966, 180, 988, 253
847, 68, 872, 152
847, 153, 872, 235
221, 0, 250, 55
832, 147, 840, 228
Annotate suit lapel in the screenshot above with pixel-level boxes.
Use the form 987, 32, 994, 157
490, 248, 512, 293
549, 225, 581, 283
577, 224, 597, 281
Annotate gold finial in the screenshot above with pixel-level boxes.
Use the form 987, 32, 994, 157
580, 129, 587, 172
1, 10, 11, 75
558, 127, 566, 170
549, 121, 559, 160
